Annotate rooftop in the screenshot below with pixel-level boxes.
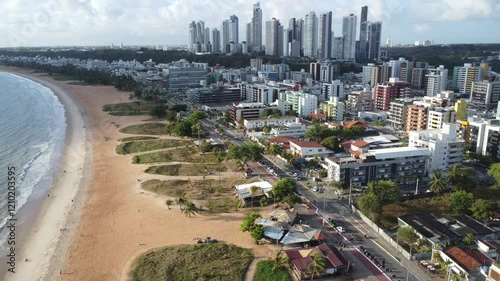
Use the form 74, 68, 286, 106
365, 146, 431, 160
268, 136, 297, 143
443, 247, 493, 271
290, 140, 325, 148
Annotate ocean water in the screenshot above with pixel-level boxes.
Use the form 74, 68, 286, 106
0, 72, 66, 244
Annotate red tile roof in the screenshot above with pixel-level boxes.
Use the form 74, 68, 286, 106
308, 113, 328, 119
351, 140, 369, 148
290, 140, 325, 148
444, 247, 493, 271
268, 136, 297, 143
345, 120, 368, 129
284, 244, 348, 273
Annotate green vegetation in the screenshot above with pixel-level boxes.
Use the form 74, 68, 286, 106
240, 212, 264, 242
141, 177, 252, 212
488, 163, 500, 185
119, 136, 159, 142
253, 260, 291, 281
357, 193, 383, 222
227, 144, 264, 170
380, 195, 451, 229
132, 147, 218, 164
397, 227, 419, 245
145, 164, 226, 176
102, 102, 156, 116
116, 139, 190, 155
120, 123, 167, 135
165, 111, 206, 137
383, 44, 500, 72
448, 190, 474, 215
271, 178, 299, 203
129, 243, 253, 281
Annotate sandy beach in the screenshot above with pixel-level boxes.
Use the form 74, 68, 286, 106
1, 67, 271, 281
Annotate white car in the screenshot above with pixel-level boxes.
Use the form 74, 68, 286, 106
336, 226, 345, 233
312, 186, 319, 192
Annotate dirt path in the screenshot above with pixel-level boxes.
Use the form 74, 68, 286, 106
244, 257, 267, 281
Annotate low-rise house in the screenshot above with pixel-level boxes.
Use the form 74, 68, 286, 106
284, 244, 349, 280
399, 213, 499, 249
234, 181, 273, 207
290, 140, 334, 158
478, 240, 500, 261
280, 224, 321, 247
256, 210, 298, 240
487, 264, 500, 281
435, 246, 493, 281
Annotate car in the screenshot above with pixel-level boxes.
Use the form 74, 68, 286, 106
336, 226, 345, 233
312, 186, 319, 192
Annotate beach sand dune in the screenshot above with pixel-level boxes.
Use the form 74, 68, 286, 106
1, 68, 271, 281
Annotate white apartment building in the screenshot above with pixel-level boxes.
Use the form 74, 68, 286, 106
362, 63, 376, 85
289, 140, 333, 158
453, 63, 482, 94
427, 107, 455, 130
425, 65, 448, 96
346, 88, 373, 115
320, 96, 344, 121
243, 116, 298, 130
409, 123, 465, 174
470, 80, 500, 109
281, 91, 318, 117
270, 121, 308, 138
325, 147, 430, 186
321, 80, 344, 99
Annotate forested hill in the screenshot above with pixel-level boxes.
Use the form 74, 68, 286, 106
383, 44, 500, 72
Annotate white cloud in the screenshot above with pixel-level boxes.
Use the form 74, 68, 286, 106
410, 0, 496, 21
414, 23, 430, 33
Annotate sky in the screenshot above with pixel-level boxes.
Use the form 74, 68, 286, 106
1, 0, 500, 48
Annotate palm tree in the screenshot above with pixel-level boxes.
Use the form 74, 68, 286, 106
308, 252, 326, 280
272, 251, 288, 272
250, 186, 259, 207
215, 152, 227, 182
268, 143, 279, 161
429, 172, 446, 194
446, 165, 463, 186
165, 199, 173, 210
182, 201, 199, 217
177, 193, 187, 210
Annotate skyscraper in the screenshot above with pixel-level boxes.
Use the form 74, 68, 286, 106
367, 21, 382, 60
303, 12, 318, 58
265, 18, 283, 56
342, 14, 357, 61
251, 2, 262, 52
318, 12, 332, 59
221, 20, 230, 53
229, 15, 239, 45
196, 21, 205, 44
358, 6, 368, 60
212, 28, 220, 53
246, 22, 252, 51
332, 37, 343, 59
189, 21, 197, 52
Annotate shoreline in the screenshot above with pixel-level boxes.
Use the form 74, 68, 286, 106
0, 67, 91, 281
1, 67, 271, 281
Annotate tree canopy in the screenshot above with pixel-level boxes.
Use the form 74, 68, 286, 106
397, 226, 419, 245
367, 180, 401, 204
227, 144, 264, 163
487, 163, 500, 185
271, 178, 297, 201
357, 193, 382, 222
470, 199, 493, 221
448, 190, 475, 215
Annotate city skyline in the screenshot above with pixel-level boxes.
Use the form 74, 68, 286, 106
1, 0, 500, 48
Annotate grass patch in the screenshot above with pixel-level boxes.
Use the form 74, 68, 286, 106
380, 195, 452, 229
132, 147, 218, 164
103, 102, 156, 116
253, 260, 291, 281
141, 178, 237, 200
469, 185, 500, 208
205, 197, 239, 212
119, 136, 159, 142
145, 164, 227, 176
116, 139, 191, 155
129, 243, 253, 281
120, 123, 167, 135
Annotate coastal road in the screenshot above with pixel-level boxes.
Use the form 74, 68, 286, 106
200, 119, 431, 281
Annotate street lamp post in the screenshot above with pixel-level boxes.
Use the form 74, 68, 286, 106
415, 177, 420, 195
